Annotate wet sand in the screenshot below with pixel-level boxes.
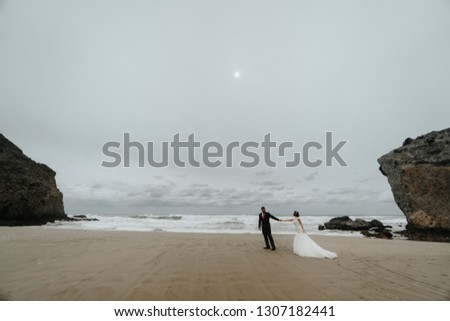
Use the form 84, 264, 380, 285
0, 227, 449, 300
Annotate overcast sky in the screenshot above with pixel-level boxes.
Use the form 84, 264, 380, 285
1, 0, 449, 216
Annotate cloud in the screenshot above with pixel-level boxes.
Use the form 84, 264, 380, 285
63, 179, 316, 211
304, 172, 319, 182
323, 187, 381, 205
250, 180, 295, 191
259, 180, 283, 186
63, 177, 400, 217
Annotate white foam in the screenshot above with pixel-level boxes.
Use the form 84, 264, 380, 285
40, 213, 407, 238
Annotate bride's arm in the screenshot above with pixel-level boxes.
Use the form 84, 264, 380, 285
280, 218, 294, 222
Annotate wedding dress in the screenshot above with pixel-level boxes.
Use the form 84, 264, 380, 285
292, 219, 337, 259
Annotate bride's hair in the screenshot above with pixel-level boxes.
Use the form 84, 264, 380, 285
293, 211, 299, 217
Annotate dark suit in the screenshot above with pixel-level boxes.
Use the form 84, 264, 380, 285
258, 212, 279, 249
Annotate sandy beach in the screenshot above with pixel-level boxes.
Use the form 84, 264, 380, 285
0, 227, 449, 301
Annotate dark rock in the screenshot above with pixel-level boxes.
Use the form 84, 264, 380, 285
381, 229, 393, 239
361, 228, 393, 239
322, 216, 395, 239
370, 219, 385, 229
0, 134, 67, 226
378, 128, 450, 242
395, 229, 450, 242
323, 216, 352, 230
353, 218, 372, 230
64, 215, 99, 222
402, 137, 413, 146
323, 216, 375, 231
318, 225, 325, 230
360, 230, 370, 237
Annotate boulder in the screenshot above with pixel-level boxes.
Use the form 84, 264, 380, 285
322, 216, 393, 239
378, 128, 450, 241
66, 215, 99, 222
0, 134, 67, 226
370, 219, 385, 229
323, 216, 373, 231
361, 228, 393, 240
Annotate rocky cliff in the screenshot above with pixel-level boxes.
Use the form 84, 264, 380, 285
0, 134, 67, 226
378, 128, 450, 241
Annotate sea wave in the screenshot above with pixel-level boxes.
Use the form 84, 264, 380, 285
151, 215, 182, 220
41, 213, 407, 237
129, 215, 182, 220
129, 215, 148, 219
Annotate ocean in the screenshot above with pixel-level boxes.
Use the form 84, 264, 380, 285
42, 213, 408, 238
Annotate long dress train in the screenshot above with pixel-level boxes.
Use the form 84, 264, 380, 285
292, 219, 337, 259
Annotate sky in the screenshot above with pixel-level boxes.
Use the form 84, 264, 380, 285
1, 0, 449, 216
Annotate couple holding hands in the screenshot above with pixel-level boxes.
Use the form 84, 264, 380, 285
258, 206, 336, 259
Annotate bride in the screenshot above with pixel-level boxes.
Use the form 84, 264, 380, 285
281, 211, 337, 259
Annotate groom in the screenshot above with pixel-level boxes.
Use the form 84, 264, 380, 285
258, 206, 280, 251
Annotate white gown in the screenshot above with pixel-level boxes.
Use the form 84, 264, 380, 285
292, 219, 337, 259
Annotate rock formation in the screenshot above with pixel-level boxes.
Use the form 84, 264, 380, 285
0, 134, 67, 226
378, 128, 450, 242
321, 216, 372, 230
68, 215, 99, 222
319, 216, 393, 239
360, 228, 393, 240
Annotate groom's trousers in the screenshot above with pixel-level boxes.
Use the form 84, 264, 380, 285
262, 227, 276, 249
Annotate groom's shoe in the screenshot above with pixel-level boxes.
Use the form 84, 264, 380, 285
264, 247, 270, 249
271, 247, 276, 251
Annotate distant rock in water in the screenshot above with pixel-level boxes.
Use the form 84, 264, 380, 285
320, 216, 393, 239
378, 128, 450, 242
0, 134, 67, 226
67, 214, 99, 222
322, 216, 372, 230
